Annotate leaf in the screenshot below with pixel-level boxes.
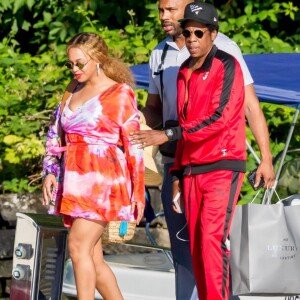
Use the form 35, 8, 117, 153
133, 47, 148, 55
43, 12, 52, 24
3, 135, 23, 145
4, 148, 20, 164
289, 12, 295, 21
59, 27, 67, 42
26, 0, 34, 10
132, 39, 144, 47
0, 108, 9, 116
49, 27, 61, 36
257, 11, 268, 21
50, 21, 64, 27
124, 24, 135, 34
13, 0, 25, 14
21, 20, 31, 31
0, 0, 12, 11
260, 30, 270, 40
11, 18, 19, 34
244, 4, 253, 16
268, 12, 278, 23
146, 39, 158, 51
0, 57, 16, 65
236, 15, 247, 28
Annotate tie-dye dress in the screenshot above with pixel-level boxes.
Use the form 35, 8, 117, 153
42, 83, 145, 226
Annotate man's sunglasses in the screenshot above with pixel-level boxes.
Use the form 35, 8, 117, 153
65, 60, 90, 70
182, 29, 207, 39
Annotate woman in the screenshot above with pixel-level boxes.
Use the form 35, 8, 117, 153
42, 32, 145, 300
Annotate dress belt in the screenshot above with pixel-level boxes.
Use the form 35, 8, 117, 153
48, 133, 123, 156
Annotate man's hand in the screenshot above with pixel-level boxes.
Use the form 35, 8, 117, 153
130, 129, 168, 148
172, 180, 184, 213
255, 159, 275, 189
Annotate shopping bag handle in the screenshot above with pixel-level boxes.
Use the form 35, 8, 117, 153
250, 180, 281, 205
261, 181, 281, 205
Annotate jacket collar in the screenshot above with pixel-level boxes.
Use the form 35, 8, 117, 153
181, 44, 218, 71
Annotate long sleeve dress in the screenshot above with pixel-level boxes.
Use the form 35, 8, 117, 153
42, 83, 145, 226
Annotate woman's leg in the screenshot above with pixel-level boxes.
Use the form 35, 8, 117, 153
93, 238, 123, 299
68, 218, 123, 300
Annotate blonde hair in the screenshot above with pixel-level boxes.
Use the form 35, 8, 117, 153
67, 32, 135, 88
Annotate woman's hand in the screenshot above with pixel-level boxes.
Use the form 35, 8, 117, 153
42, 174, 57, 205
131, 201, 145, 225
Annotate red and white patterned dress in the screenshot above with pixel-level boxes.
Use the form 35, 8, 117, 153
43, 83, 145, 226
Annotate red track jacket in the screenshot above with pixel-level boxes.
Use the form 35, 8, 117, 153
172, 45, 246, 176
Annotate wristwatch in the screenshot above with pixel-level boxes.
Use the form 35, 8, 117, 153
165, 128, 174, 141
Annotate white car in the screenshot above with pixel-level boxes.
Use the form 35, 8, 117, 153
62, 244, 175, 300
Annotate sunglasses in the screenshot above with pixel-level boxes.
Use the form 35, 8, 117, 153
65, 60, 90, 70
182, 29, 207, 39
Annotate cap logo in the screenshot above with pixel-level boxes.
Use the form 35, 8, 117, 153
190, 4, 203, 15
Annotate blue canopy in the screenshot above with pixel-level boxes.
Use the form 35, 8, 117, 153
130, 53, 300, 108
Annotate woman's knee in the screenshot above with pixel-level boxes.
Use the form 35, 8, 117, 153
68, 235, 79, 260
68, 235, 92, 262
68, 218, 104, 262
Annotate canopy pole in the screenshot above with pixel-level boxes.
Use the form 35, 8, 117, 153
246, 140, 261, 164
262, 103, 300, 204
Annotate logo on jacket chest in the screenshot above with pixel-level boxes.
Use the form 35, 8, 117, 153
203, 71, 209, 80
221, 149, 227, 156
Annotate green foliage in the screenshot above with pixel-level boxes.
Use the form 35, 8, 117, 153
0, 0, 160, 54
0, 42, 69, 193
93, 15, 163, 65
240, 102, 300, 203
2, 178, 36, 193
135, 89, 149, 110
219, 2, 299, 53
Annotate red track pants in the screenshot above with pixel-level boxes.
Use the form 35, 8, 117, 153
183, 170, 244, 300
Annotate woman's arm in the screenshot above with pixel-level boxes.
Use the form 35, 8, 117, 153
42, 104, 64, 204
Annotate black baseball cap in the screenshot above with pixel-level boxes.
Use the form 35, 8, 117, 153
179, 2, 218, 27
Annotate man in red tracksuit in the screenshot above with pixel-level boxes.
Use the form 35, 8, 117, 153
167, 2, 246, 299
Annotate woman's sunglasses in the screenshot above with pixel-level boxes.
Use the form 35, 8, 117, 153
65, 60, 90, 70
182, 29, 207, 39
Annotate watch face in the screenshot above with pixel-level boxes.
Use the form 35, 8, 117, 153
165, 129, 173, 138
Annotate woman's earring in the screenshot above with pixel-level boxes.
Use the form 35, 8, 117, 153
97, 64, 100, 76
